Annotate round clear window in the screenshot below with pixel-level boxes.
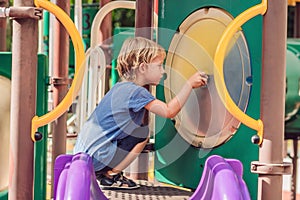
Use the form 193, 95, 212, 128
164, 8, 251, 148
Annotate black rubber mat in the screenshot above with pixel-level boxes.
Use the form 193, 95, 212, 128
102, 180, 193, 200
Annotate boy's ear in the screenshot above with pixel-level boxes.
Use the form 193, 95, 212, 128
138, 62, 147, 73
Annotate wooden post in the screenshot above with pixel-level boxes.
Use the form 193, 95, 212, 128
99, 0, 112, 94
258, 0, 287, 199
294, 3, 300, 37
9, 0, 38, 199
50, 0, 70, 197
0, 0, 8, 50
130, 0, 154, 180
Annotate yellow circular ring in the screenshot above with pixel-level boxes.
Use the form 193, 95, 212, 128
213, 0, 267, 145
31, 0, 85, 141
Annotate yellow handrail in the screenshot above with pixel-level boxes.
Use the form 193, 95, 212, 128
31, 0, 85, 141
288, 0, 300, 6
213, 0, 267, 145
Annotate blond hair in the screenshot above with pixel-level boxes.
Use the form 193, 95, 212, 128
117, 37, 166, 80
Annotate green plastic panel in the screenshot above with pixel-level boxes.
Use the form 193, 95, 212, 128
155, 1, 262, 199
0, 191, 7, 200
0, 52, 48, 200
69, 5, 99, 67
285, 39, 300, 136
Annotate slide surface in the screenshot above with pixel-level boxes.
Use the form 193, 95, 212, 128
54, 153, 108, 200
190, 155, 251, 200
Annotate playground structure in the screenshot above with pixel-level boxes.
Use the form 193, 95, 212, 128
0, 0, 299, 199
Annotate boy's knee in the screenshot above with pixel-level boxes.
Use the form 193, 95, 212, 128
142, 137, 149, 143
135, 137, 149, 146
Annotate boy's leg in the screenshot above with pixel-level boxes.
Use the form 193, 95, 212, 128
96, 131, 149, 189
105, 127, 149, 175
96, 137, 149, 177
96, 128, 149, 189
109, 138, 148, 174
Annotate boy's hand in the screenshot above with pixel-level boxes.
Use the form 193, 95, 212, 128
188, 71, 208, 89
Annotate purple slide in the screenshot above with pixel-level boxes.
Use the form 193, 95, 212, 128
53, 153, 108, 200
190, 155, 251, 200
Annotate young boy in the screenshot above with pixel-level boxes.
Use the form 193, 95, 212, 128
73, 37, 208, 189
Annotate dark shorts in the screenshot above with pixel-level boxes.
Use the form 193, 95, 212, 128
96, 130, 149, 175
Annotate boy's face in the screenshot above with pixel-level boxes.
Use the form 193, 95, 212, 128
145, 56, 165, 86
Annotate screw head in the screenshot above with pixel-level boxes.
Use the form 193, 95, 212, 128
251, 135, 260, 144
34, 132, 43, 141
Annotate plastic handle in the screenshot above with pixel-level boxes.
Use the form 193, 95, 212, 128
213, 0, 267, 145
31, 0, 85, 142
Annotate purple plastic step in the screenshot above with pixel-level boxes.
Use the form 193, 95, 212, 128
54, 153, 108, 200
190, 155, 251, 200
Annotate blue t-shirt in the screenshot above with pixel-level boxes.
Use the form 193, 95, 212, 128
73, 82, 155, 171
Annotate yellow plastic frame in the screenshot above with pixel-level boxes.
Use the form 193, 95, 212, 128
288, 0, 300, 6
31, 0, 85, 141
213, 0, 267, 145
31, 0, 267, 145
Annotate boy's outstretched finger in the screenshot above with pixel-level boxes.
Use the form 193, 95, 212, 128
198, 71, 208, 79
200, 73, 208, 85
198, 71, 205, 76
203, 78, 208, 85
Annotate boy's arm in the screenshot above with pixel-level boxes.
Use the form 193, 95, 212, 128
145, 71, 207, 118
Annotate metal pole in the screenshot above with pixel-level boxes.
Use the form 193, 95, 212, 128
0, 0, 8, 51
131, 0, 153, 180
258, 0, 287, 199
100, 0, 112, 94
135, 0, 153, 39
135, 0, 153, 125
294, 3, 300, 38
9, 0, 38, 199
50, 0, 70, 197
291, 139, 298, 200
291, 4, 300, 200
